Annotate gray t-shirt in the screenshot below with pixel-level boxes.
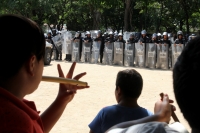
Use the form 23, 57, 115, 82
107, 122, 189, 133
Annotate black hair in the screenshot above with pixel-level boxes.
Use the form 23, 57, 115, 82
173, 36, 200, 129
0, 14, 45, 81
116, 69, 143, 98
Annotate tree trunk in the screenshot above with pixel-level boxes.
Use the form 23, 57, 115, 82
180, 0, 190, 34
180, 20, 183, 31
124, 0, 131, 31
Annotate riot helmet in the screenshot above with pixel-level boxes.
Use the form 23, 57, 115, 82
118, 33, 123, 40
75, 31, 81, 37
141, 30, 146, 38
52, 29, 57, 36
141, 30, 147, 35
109, 31, 114, 35
157, 33, 161, 36
177, 31, 183, 35
130, 33, 135, 39
109, 31, 113, 38
163, 32, 168, 36
47, 32, 52, 36
95, 30, 101, 38
97, 30, 101, 35
152, 33, 157, 39
86, 31, 91, 37
118, 33, 123, 36
177, 31, 183, 39
163, 32, 168, 40
157, 33, 161, 40
168, 33, 171, 38
190, 34, 196, 40
103, 32, 108, 37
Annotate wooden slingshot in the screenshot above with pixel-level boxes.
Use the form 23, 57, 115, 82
159, 93, 179, 122
41, 76, 88, 86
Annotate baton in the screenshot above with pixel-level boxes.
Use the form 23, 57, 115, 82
159, 93, 180, 122
47, 24, 59, 53
42, 76, 88, 87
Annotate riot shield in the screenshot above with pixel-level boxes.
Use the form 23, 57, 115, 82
124, 43, 134, 66
134, 43, 145, 67
52, 34, 62, 59
145, 43, 156, 68
81, 32, 86, 38
103, 42, 114, 65
81, 42, 92, 63
71, 39, 80, 62
52, 34, 62, 48
90, 30, 98, 39
91, 41, 101, 63
123, 32, 131, 41
172, 44, 184, 68
156, 44, 169, 69
113, 42, 124, 66
62, 31, 72, 55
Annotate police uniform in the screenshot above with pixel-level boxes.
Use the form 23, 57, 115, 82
73, 32, 82, 60
94, 31, 104, 63
174, 31, 186, 46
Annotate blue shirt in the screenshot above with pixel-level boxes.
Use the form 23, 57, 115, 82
89, 105, 153, 133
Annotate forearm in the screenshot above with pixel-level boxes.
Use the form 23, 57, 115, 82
106, 114, 162, 132
40, 99, 68, 133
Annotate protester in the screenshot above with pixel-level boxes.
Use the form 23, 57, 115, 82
0, 14, 89, 132
89, 69, 153, 133
106, 36, 200, 133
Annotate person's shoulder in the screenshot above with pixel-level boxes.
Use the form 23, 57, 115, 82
100, 105, 119, 113
174, 39, 179, 42
137, 107, 154, 116
0, 99, 33, 132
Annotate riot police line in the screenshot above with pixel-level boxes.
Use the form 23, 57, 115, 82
48, 29, 196, 70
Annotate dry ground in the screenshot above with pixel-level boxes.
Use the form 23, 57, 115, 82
25, 59, 190, 133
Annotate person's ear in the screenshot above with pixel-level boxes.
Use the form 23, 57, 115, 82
27, 55, 37, 76
116, 86, 122, 96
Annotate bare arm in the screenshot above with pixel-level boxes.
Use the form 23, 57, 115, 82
89, 130, 95, 133
41, 63, 89, 133
40, 98, 69, 133
106, 94, 172, 133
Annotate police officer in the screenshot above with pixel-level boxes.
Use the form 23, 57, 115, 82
45, 32, 53, 44
127, 33, 136, 43
103, 32, 108, 40
94, 30, 104, 63
105, 31, 115, 43
161, 32, 171, 68
161, 32, 171, 47
174, 31, 186, 46
151, 33, 159, 43
82, 31, 92, 62
57, 31, 62, 60
139, 30, 150, 44
188, 34, 196, 41
83, 31, 92, 43
116, 33, 126, 43
73, 31, 82, 60
51, 29, 61, 60
52, 29, 57, 37
114, 31, 119, 41
139, 30, 150, 67
157, 33, 162, 44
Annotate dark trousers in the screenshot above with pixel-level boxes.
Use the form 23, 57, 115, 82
100, 54, 103, 63
65, 54, 71, 61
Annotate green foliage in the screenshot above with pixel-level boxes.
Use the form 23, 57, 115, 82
0, 0, 200, 34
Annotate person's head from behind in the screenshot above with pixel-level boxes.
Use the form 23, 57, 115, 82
173, 36, 200, 131
0, 14, 45, 94
115, 69, 143, 103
